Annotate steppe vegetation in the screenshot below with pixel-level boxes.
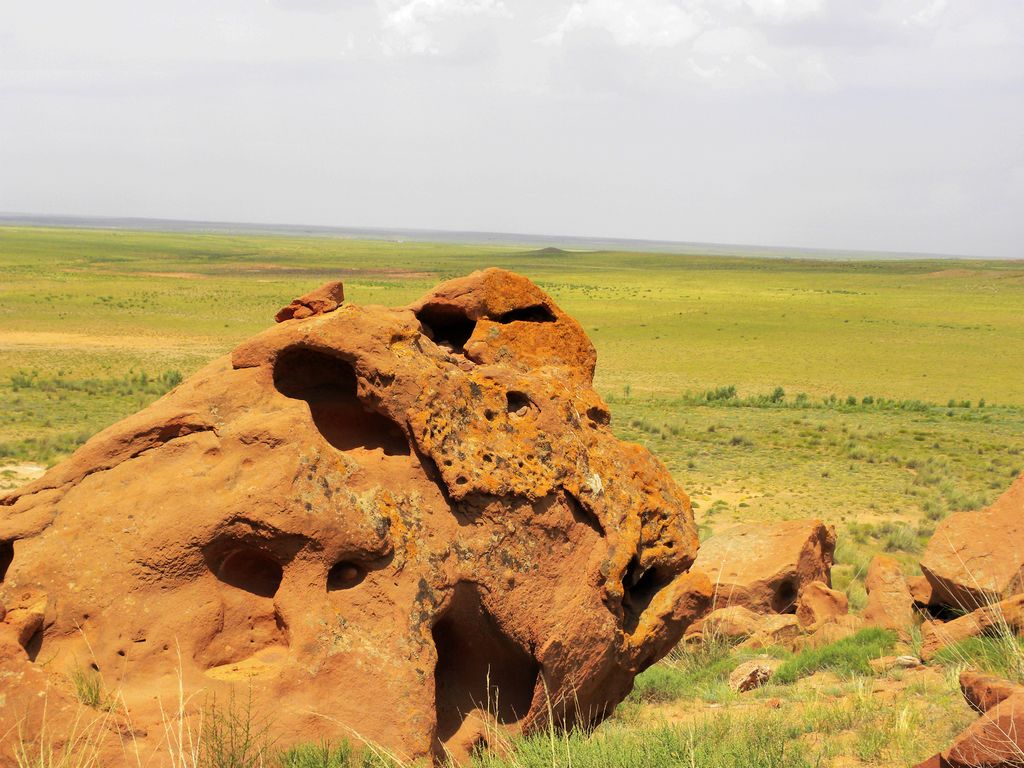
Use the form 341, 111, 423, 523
2, 225, 1024, 766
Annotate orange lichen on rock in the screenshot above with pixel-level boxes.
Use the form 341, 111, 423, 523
0, 268, 709, 765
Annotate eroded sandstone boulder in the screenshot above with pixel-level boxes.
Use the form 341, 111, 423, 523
0, 269, 711, 764
920, 474, 1024, 611
692, 519, 836, 614
863, 555, 915, 637
795, 580, 848, 630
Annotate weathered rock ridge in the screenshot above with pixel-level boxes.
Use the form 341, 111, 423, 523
0, 269, 710, 763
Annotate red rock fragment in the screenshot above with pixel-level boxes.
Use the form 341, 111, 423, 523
274, 280, 345, 322
863, 555, 915, 636
795, 580, 849, 630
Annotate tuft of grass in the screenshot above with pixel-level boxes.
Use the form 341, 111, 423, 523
773, 629, 897, 685
932, 636, 1024, 684
277, 742, 366, 768
631, 632, 740, 703
13, 703, 109, 768
69, 667, 105, 710
469, 715, 815, 768
201, 690, 276, 768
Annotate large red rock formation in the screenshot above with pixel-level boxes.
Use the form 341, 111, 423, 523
920, 474, 1024, 611
692, 519, 836, 614
0, 269, 710, 764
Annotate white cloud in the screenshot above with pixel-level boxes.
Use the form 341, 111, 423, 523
1, 0, 1022, 257
542, 0, 704, 48
379, 0, 510, 54
743, 0, 822, 24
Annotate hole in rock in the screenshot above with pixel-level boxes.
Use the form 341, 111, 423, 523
0, 540, 13, 583
214, 548, 283, 599
505, 391, 533, 414
495, 305, 556, 324
25, 626, 44, 662
565, 492, 604, 537
586, 406, 611, 426
274, 347, 409, 455
327, 561, 366, 591
565, 495, 602, 536
773, 579, 799, 614
432, 583, 539, 753
920, 603, 961, 622
622, 557, 674, 634
416, 305, 477, 352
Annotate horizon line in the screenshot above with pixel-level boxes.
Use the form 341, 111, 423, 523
0, 211, 1003, 262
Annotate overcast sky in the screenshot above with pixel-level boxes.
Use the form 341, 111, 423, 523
1, 1, 1022, 257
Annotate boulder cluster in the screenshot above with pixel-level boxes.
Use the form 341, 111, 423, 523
683, 475, 1024, 711
909, 475, 1024, 768
683, 519, 863, 661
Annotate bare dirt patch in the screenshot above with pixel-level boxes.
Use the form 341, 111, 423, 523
0, 462, 46, 491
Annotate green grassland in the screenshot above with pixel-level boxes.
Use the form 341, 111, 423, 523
4, 225, 1024, 766
4, 225, 1024, 589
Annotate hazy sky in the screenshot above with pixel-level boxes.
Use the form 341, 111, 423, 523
1, 1, 1022, 257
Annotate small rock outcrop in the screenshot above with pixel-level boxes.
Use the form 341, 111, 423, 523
693, 519, 837, 614
729, 657, 782, 692
0, 269, 711, 764
920, 473, 1024, 611
275, 280, 346, 322
795, 580, 849, 630
863, 555, 915, 636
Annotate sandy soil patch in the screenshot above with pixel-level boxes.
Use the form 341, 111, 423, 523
0, 462, 46, 491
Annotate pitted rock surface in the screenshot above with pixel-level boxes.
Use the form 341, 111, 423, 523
0, 269, 710, 764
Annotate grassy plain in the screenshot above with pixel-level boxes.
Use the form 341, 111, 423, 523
3, 225, 1024, 766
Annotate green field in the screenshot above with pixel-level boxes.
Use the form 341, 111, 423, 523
3, 225, 1023, 765
3, 225, 1023, 532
